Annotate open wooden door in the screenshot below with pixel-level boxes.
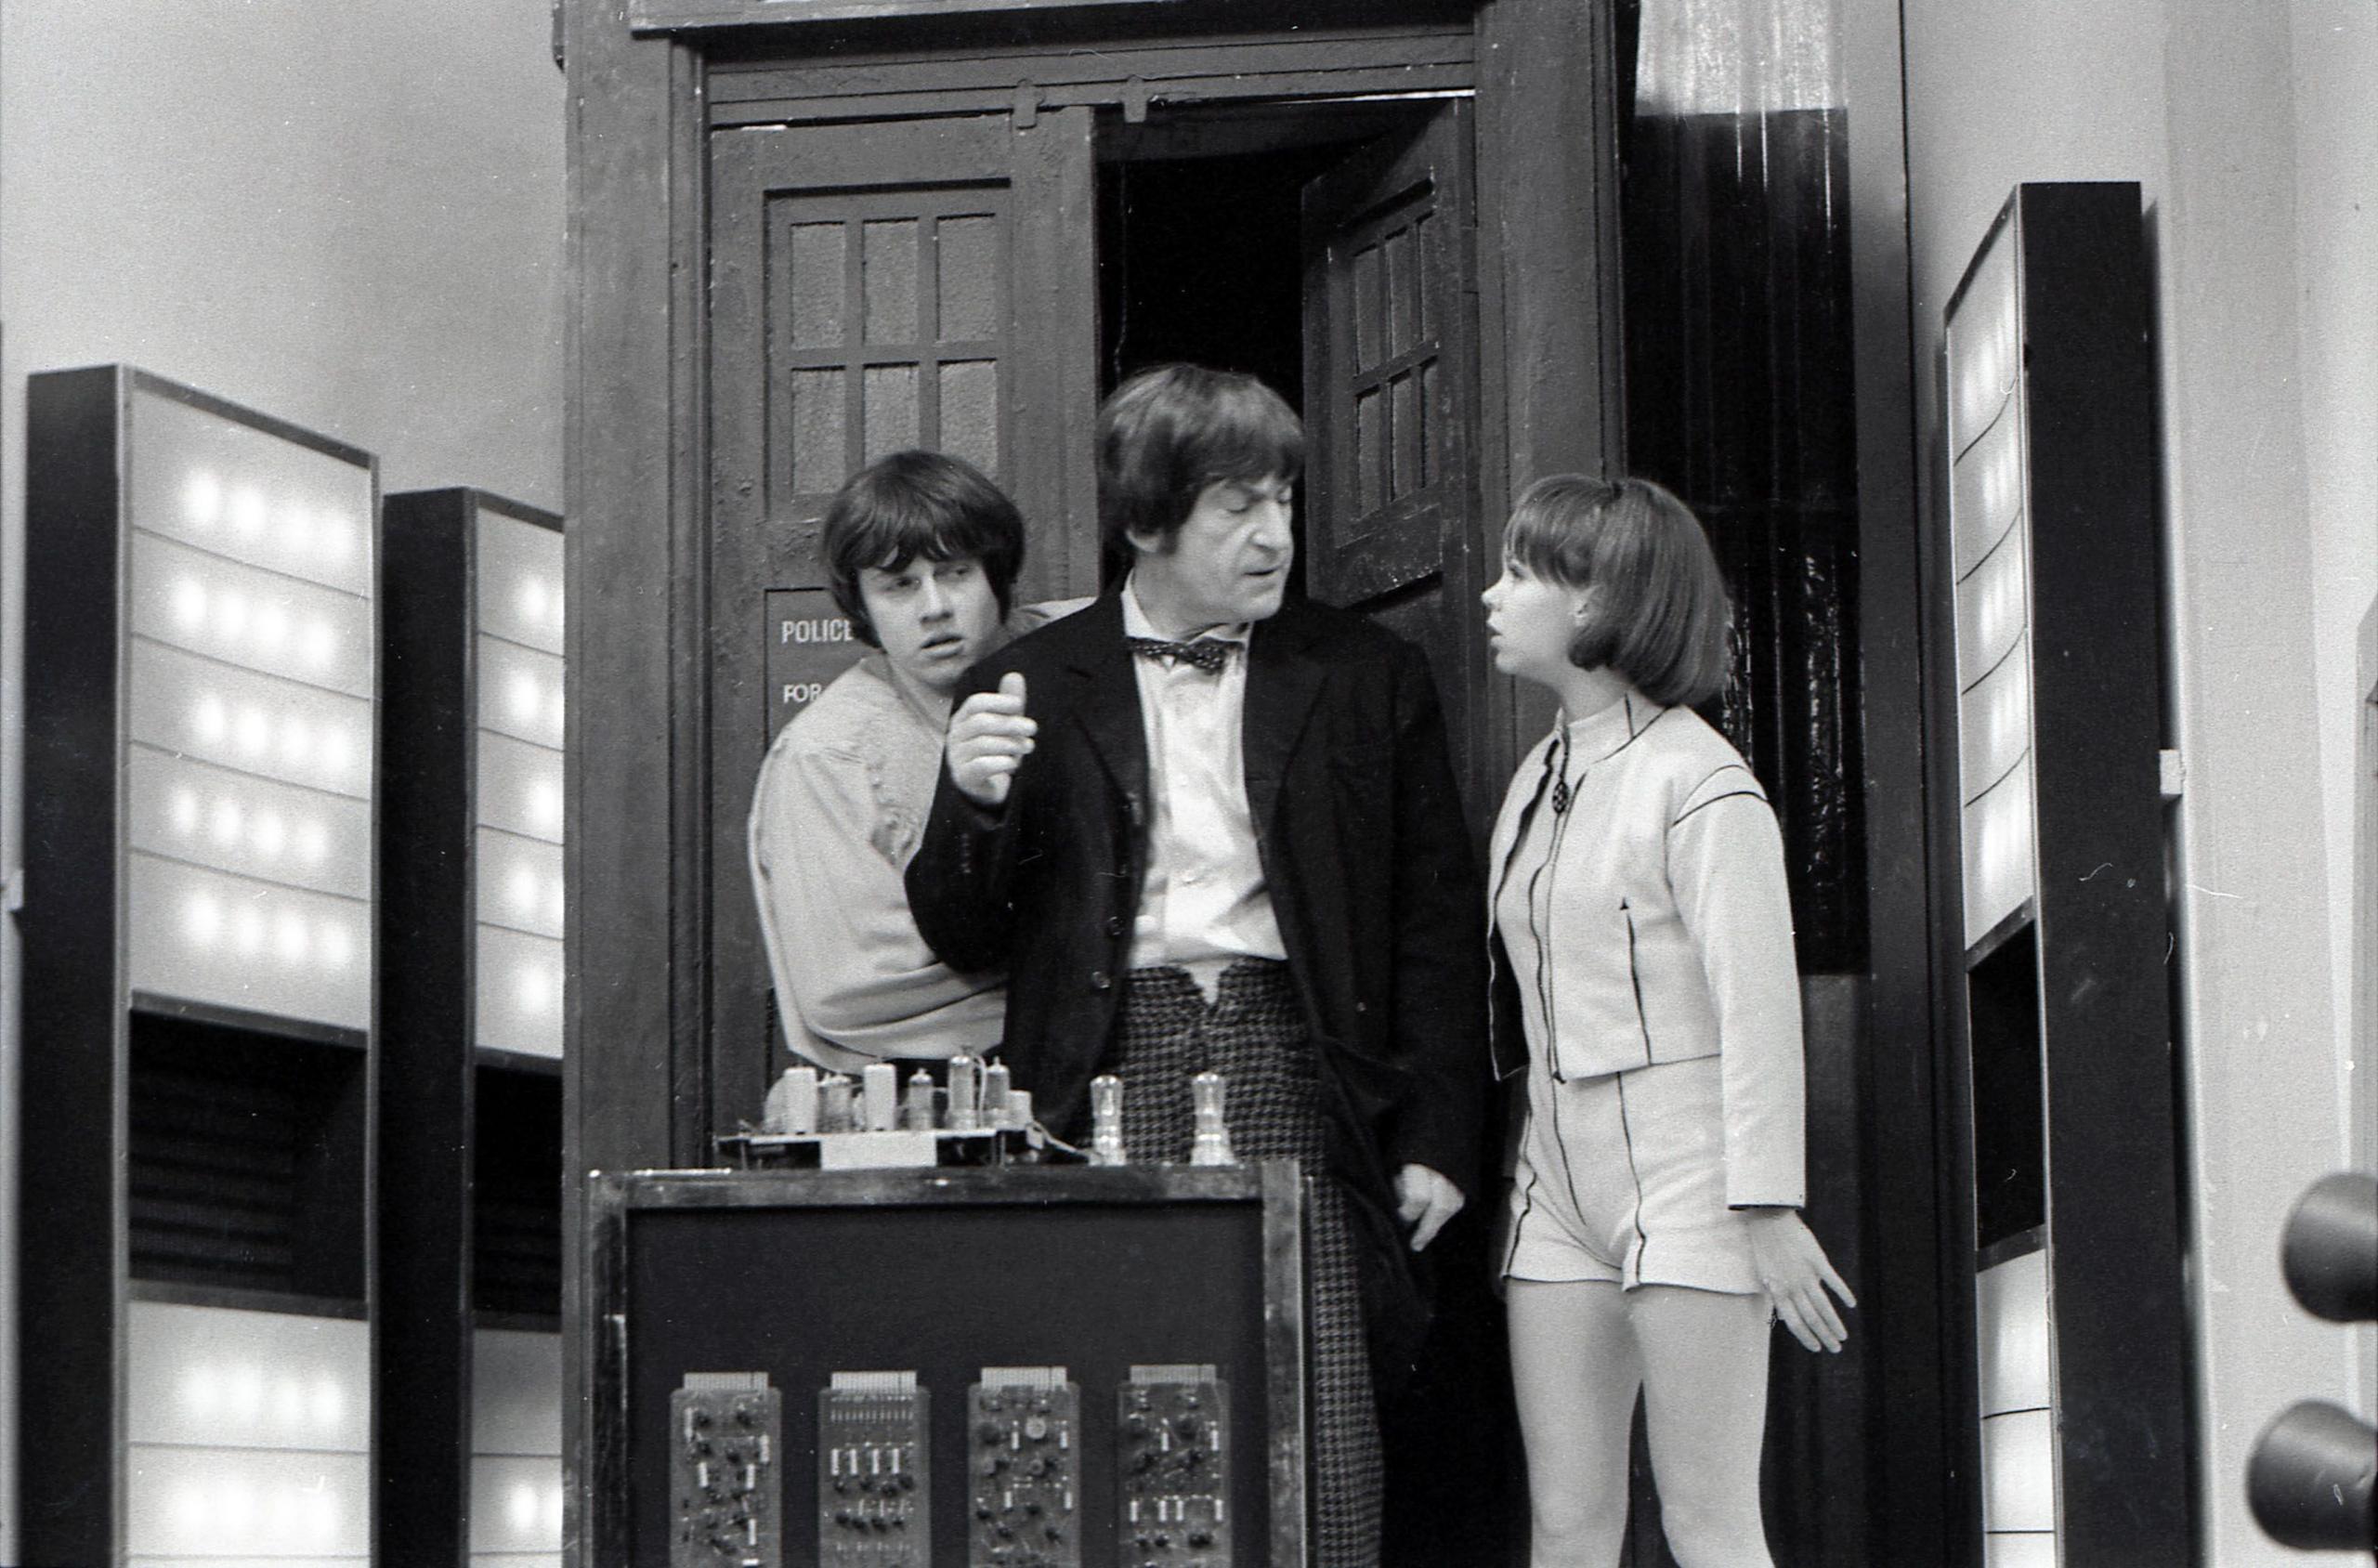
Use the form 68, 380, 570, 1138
1300, 102, 1491, 817
706, 111, 1098, 1128
1303, 101, 1528, 1566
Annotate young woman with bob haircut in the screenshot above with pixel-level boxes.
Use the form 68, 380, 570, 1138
1480, 474, 1854, 1567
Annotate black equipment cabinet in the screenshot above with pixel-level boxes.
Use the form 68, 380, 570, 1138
582, 1162, 1309, 1567
1935, 182, 2190, 1565
377, 487, 568, 1564
19, 365, 381, 1566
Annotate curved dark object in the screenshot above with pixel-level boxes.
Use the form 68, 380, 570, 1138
2281, 1170, 2378, 1324
2247, 1399, 2377, 1554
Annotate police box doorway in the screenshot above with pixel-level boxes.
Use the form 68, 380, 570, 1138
660, 11, 1902, 1565
705, 87, 1519, 1561
706, 97, 1496, 1125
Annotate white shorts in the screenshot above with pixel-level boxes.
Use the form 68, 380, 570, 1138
1500, 1052, 1759, 1295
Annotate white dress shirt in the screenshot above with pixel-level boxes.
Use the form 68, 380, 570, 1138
1120, 578, 1287, 993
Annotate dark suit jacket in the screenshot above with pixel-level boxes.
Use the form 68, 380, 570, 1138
906, 589, 1487, 1225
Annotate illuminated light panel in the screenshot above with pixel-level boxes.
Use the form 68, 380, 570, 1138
130, 530, 372, 697
127, 1301, 370, 1452
1978, 1249, 2054, 1417
1979, 1407, 2057, 1534
128, 642, 372, 801
477, 636, 566, 751
476, 923, 562, 1058
469, 1457, 565, 1556
1961, 756, 2035, 947
128, 748, 370, 901
1957, 634, 2032, 808
128, 853, 370, 1030
127, 385, 374, 598
1981, 1532, 2057, 1568
1949, 233, 2019, 455
477, 828, 564, 940
1950, 410, 2026, 581
476, 510, 566, 656
477, 730, 565, 847
1954, 522, 2030, 694
124, 1445, 370, 1560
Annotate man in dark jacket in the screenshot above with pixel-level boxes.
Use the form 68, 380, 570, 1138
906, 363, 1483, 1568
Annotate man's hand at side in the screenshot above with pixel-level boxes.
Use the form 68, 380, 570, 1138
1394, 1163, 1465, 1252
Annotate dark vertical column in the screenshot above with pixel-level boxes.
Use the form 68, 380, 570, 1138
1475, 0, 1628, 784
19, 365, 130, 1568
375, 489, 476, 1566
2017, 181, 2189, 1566
563, 5, 705, 1560
1842, 5, 1962, 1560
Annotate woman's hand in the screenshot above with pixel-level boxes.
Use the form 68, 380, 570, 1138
1742, 1208, 1855, 1352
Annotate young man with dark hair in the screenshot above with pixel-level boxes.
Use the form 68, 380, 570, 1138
906, 364, 1485, 1566
748, 448, 1045, 1071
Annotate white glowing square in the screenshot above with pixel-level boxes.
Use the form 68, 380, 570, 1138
476, 508, 566, 656
129, 751, 368, 899
127, 384, 374, 599
1980, 1407, 2057, 1533
1954, 521, 2030, 695
129, 642, 372, 801
126, 1301, 370, 1452
1978, 1248, 2054, 1417
1949, 229, 2019, 455
1957, 634, 2032, 808
477, 730, 564, 847
477, 828, 565, 942
127, 853, 370, 1030
475, 923, 563, 1058
469, 1457, 566, 1554
1951, 410, 2026, 581
1961, 758, 2036, 947
478, 635, 565, 752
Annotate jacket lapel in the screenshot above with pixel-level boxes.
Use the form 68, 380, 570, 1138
1063, 594, 1149, 816
1242, 601, 1328, 835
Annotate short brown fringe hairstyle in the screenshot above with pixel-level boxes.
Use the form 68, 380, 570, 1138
1501, 474, 1734, 708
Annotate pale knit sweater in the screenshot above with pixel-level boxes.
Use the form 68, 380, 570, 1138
748, 652, 1006, 1071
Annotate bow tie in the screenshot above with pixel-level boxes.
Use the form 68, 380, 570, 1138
1129, 635, 1235, 673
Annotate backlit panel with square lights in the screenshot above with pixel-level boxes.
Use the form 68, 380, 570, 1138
473, 504, 567, 1057
20, 365, 380, 1568
122, 381, 378, 1030
1939, 184, 2185, 1567
376, 488, 567, 1564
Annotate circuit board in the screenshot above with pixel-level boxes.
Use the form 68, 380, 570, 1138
967, 1366, 1081, 1568
668, 1372, 783, 1568
1117, 1365, 1231, 1567
817, 1371, 930, 1567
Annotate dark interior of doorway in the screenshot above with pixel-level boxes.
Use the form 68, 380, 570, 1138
1094, 142, 1333, 595
1093, 106, 1530, 1568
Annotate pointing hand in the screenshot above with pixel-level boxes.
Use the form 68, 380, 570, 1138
947, 672, 1036, 807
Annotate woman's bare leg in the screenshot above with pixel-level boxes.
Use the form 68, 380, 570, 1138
1508, 1278, 1640, 1568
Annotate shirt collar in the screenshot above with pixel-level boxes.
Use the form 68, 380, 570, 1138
1120, 575, 1252, 647
1561, 688, 1664, 767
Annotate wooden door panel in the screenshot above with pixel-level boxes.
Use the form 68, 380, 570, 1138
707, 111, 1096, 1128
1301, 103, 1490, 817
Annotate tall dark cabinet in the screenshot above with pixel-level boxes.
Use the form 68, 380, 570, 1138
20, 366, 380, 1566
1937, 182, 2189, 1566
379, 487, 567, 1568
